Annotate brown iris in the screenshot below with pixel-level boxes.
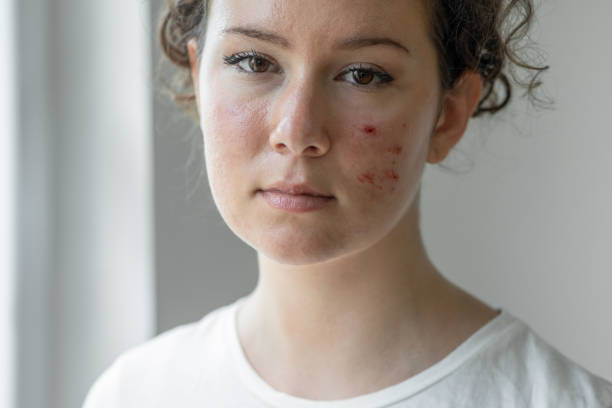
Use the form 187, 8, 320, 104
248, 56, 270, 73
353, 70, 374, 85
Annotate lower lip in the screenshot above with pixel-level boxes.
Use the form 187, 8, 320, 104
258, 190, 334, 213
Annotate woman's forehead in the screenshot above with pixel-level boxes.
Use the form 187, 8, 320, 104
207, 0, 430, 44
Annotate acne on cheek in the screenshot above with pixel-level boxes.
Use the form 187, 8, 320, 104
354, 123, 405, 196
363, 125, 377, 135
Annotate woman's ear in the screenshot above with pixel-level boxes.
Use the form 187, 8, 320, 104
187, 38, 202, 116
427, 71, 483, 164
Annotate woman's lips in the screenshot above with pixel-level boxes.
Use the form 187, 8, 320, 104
259, 181, 333, 198
257, 190, 334, 213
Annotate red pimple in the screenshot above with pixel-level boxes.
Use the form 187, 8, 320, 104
402, 123, 407, 129
363, 125, 377, 135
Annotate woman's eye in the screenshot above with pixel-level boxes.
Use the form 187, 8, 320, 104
337, 66, 394, 88
223, 51, 276, 74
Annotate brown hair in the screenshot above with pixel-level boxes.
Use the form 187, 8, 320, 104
158, 0, 550, 120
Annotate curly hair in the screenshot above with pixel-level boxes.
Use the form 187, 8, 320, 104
158, 0, 550, 120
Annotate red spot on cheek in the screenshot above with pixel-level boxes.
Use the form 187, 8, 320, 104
357, 172, 376, 185
357, 171, 384, 192
386, 145, 403, 155
402, 123, 407, 129
383, 169, 400, 181
363, 125, 377, 135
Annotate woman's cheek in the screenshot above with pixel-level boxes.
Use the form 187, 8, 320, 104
206, 94, 266, 150
342, 119, 409, 206
203, 96, 266, 199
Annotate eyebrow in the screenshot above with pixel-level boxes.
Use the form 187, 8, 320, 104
221, 26, 412, 57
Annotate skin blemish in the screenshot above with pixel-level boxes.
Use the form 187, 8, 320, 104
357, 171, 376, 185
402, 123, 407, 129
386, 145, 403, 155
362, 125, 377, 136
383, 169, 400, 181
357, 171, 384, 191
354, 129, 404, 197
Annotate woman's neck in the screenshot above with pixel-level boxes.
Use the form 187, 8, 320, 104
236, 200, 499, 400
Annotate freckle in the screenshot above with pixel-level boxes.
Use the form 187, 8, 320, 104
402, 123, 407, 129
363, 125, 377, 135
384, 169, 400, 181
386, 145, 403, 155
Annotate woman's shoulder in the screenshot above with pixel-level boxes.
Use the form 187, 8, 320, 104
470, 311, 612, 407
82, 300, 237, 407
119, 301, 231, 367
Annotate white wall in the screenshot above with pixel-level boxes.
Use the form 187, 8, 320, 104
421, 0, 612, 381
1, 0, 17, 406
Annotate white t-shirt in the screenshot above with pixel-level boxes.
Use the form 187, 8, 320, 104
82, 296, 612, 407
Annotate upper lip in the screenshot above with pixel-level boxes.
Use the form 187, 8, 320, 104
260, 181, 333, 198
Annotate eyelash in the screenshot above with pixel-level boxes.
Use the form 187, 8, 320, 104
222, 50, 394, 89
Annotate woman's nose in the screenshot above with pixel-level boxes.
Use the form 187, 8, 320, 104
268, 77, 330, 158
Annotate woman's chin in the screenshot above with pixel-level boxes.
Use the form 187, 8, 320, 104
255, 235, 346, 266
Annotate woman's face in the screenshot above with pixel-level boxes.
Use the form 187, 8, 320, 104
196, 0, 445, 264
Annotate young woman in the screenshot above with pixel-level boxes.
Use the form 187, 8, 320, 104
84, 0, 612, 406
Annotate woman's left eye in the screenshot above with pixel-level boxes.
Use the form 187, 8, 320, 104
336, 65, 394, 88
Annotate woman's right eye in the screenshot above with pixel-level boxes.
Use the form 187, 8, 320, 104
223, 51, 278, 74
